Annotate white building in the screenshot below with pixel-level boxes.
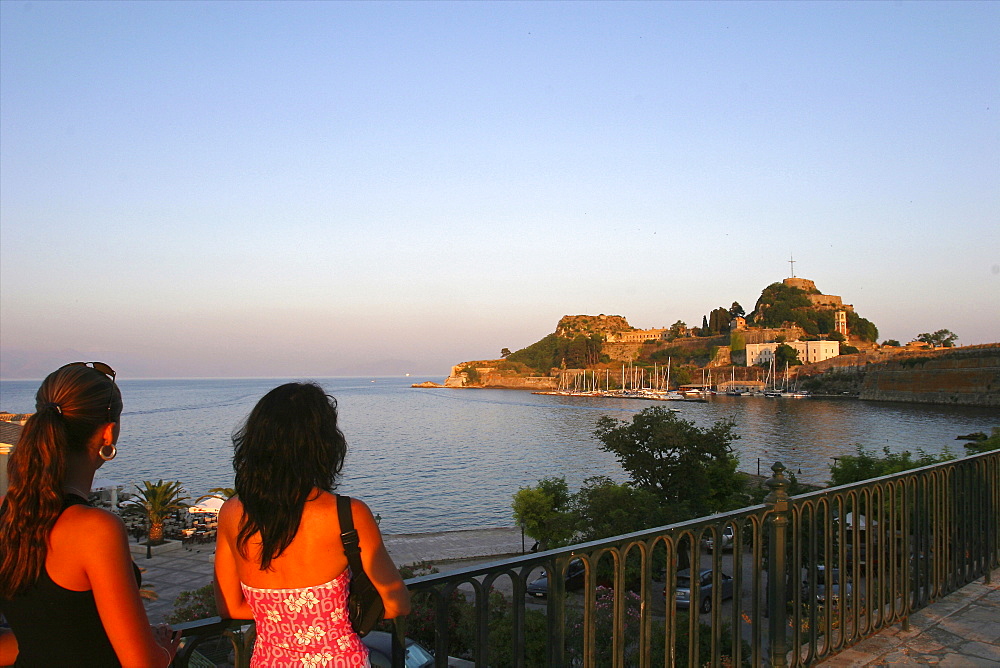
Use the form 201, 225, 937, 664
746, 340, 841, 366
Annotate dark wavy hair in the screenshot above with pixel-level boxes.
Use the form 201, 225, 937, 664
232, 382, 347, 570
0, 364, 122, 598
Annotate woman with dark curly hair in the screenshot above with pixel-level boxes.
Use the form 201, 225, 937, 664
0, 362, 180, 667
214, 382, 409, 667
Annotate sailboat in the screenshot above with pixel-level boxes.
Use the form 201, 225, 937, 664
764, 356, 781, 397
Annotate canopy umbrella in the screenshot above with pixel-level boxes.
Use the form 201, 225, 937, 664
91, 477, 121, 505
188, 496, 225, 514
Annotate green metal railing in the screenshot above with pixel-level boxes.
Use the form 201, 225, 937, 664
173, 450, 999, 667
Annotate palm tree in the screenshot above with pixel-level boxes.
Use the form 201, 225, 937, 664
131, 480, 190, 545
194, 487, 236, 504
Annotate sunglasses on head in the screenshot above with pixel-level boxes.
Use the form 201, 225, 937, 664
63, 361, 117, 422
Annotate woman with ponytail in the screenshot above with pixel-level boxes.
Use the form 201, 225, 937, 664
0, 363, 180, 667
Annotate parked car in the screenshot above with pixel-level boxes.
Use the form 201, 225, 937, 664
526, 559, 586, 598
362, 631, 435, 668
704, 525, 735, 552
801, 565, 852, 606
672, 568, 734, 613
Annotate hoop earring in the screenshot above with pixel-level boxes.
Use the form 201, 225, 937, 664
99, 444, 117, 462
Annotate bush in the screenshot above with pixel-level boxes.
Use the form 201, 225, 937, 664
565, 587, 748, 665
166, 584, 217, 624
830, 445, 955, 486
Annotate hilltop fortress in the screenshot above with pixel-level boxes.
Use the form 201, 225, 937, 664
433, 275, 998, 406
780, 277, 853, 312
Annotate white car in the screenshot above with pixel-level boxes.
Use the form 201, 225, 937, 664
704, 525, 735, 552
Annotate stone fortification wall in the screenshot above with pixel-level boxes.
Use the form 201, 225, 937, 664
476, 374, 558, 390
741, 327, 806, 345
783, 277, 818, 292
601, 342, 644, 362
858, 347, 1000, 407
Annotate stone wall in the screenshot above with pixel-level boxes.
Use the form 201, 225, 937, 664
601, 342, 644, 362
858, 347, 1000, 407
741, 327, 806, 344
478, 374, 559, 390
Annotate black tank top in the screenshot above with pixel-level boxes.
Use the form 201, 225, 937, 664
0, 494, 142, 667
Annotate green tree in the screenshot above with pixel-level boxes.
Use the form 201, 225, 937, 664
129, 480, 190, 545
814, 310, 835, 335
882, 339, 901, 347
668, 320, 687, 340
500, 347, 512, 358
511, 477, 576, 550
753, 282, 811, 327
571, 477, 683, 542
506, 333, 562, 374
847, 312, 879, 342
917, 329, 958, 348
593, 408, 745, 514
774, 343, 801, 367
729, 301, 745, 318
564, 334, 601, 368
708, 307, 730, 335
506, 333, 603, 373
828, 331, 846, 342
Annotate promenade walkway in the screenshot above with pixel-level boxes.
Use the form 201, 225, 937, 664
816, 569, 999, 667
140, 529, 998, 666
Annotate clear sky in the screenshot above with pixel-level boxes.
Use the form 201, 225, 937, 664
1, 1, 997, 379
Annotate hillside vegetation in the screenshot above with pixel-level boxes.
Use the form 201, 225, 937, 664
752, 282, 878, 341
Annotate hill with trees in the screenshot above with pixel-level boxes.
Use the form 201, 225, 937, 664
444, 276, 888, 388
750, 281, 878, 342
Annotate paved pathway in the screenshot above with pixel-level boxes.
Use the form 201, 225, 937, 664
141, 530, 999, 668
816, 569, 1000, 667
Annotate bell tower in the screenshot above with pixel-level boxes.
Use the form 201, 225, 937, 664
835, 310, 848, 337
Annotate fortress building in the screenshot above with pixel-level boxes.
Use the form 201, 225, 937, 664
606, 328, 670, 343
746, 340, 841, 366
783, 277, 854, 313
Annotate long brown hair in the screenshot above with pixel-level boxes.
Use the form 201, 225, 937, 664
233, 382, 346, 571
0, 364, 122, 598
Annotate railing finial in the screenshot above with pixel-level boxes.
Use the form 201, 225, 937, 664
765, 461, 790, 505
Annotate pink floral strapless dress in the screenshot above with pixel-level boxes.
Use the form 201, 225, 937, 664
241, 570, 370, 667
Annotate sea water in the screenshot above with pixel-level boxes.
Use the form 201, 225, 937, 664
1, 377, 995, 534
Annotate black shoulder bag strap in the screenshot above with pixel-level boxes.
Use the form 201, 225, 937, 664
336, 494, 385, 635
337, 493, 364, 570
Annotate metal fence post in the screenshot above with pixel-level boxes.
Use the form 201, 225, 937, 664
391, 616, 407, 668
766, 462, 790, 668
